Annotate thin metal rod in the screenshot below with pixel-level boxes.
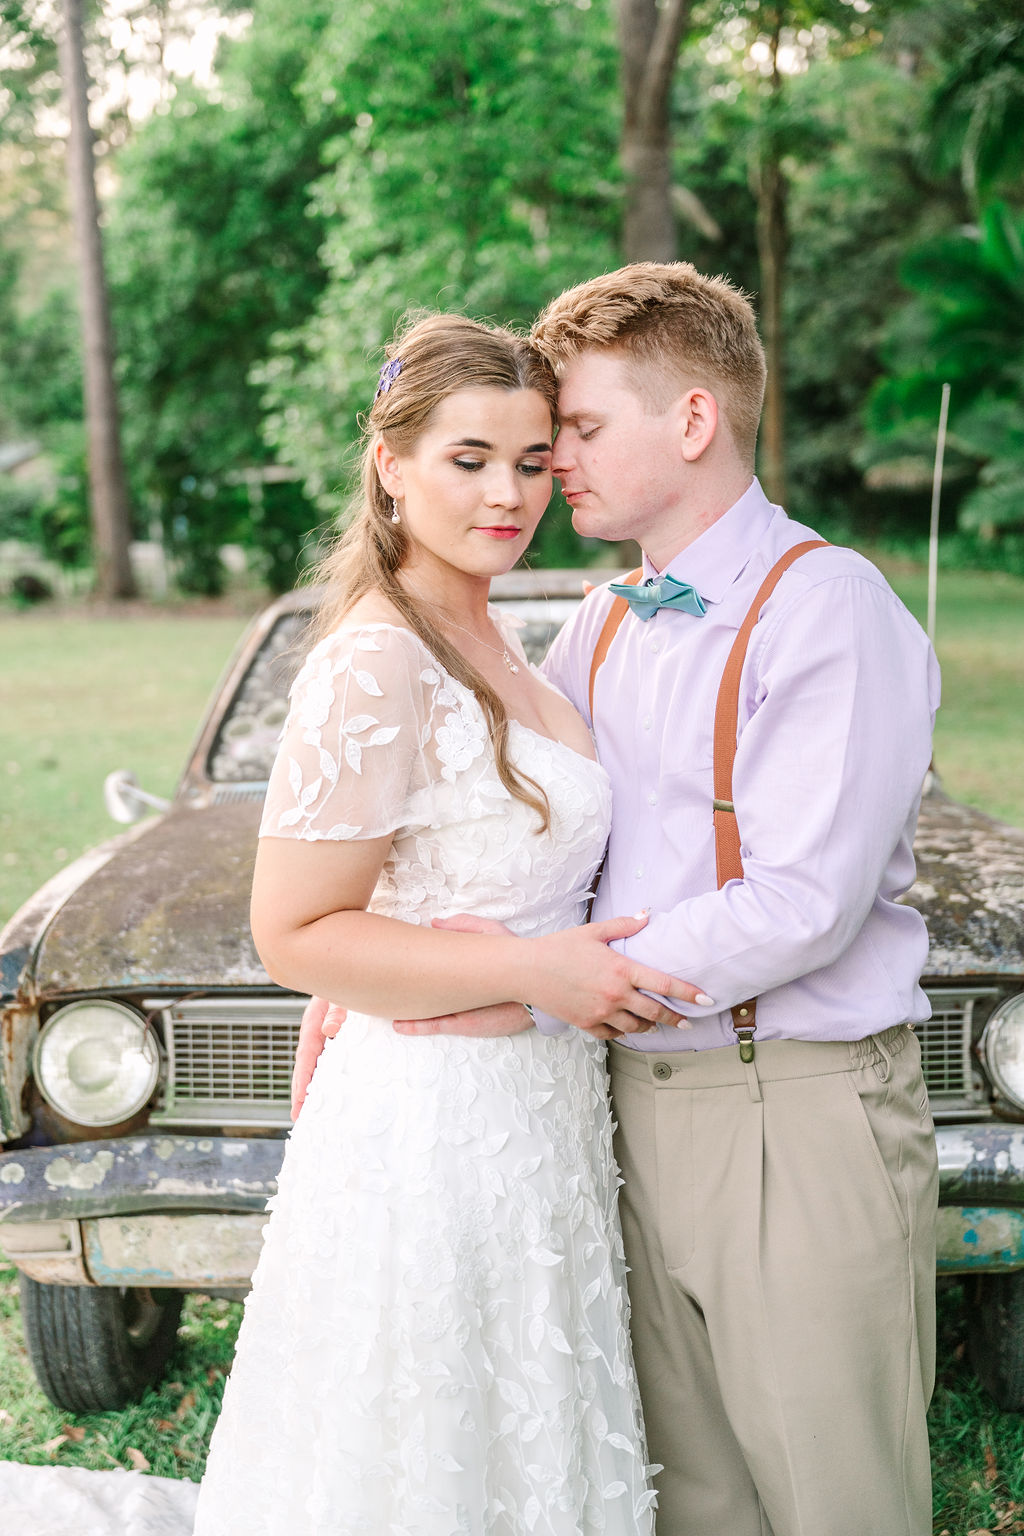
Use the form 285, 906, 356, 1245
927, 383, 952, 646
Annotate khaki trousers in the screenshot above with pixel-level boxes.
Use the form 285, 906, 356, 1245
609, 1025, 938, 1536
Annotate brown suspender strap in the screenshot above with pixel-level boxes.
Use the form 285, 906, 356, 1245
587, 568, 642, 721
713, 539, 829, 1056
586, 540, 830, 1062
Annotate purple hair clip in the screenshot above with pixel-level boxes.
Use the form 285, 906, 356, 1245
375, 358, 403, 399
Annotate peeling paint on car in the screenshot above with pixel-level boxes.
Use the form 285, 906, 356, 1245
0, 1000, 37, 1141
81, 1212, 268, 1287
43, 1150, 115, 1191
0, 1135, 284, 1224
937, 1207, 1024, 1271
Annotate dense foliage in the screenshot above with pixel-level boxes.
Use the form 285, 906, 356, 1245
0, 0, 1021, 589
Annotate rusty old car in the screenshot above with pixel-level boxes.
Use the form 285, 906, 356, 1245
2, 573, 1024, 1413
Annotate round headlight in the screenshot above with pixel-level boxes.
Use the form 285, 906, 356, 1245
34, 1002, 161, 1127
982, 994, 1024, 1109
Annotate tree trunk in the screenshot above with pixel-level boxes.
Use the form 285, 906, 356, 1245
753, 20, 788, 507
616, 0, 693, 262
58, 0, 136, 599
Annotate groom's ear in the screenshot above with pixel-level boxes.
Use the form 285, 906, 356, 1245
677, 387, 719, 463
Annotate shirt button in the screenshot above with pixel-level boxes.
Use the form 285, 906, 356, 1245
653, 1061, 672, 1081
647, 792, 657, 806
651, 640, 662, 654
642, 716, 652, 730
635, 866, 644, 879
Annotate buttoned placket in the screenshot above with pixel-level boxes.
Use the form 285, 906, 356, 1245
631, 612, 671, 899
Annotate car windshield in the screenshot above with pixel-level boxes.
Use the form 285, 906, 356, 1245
207, 612, 312, 784
204, 595, 583, 786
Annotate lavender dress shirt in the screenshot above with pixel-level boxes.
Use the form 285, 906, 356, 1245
535, 480, 941, 1052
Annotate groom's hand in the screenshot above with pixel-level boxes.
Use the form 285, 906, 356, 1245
291, 994, 331, 1120
393, 1001, 534, 1037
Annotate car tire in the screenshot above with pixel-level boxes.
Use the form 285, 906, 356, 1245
967, 1271, 1024, 1412
18, 1275, 184, 1412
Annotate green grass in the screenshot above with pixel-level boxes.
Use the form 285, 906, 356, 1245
877, 560, 1024, 829
931, 1283, 1024, 1535
0, 606, 253, 926
0, 1261, 240, 1480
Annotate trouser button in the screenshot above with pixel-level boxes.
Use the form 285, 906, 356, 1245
652, 1061, 672, 1081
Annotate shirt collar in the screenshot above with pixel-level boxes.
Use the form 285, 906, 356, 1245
641, 478, 781, 607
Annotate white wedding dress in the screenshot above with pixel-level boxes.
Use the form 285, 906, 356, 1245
192, 621, 656, 1536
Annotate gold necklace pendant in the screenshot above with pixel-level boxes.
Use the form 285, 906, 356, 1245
444, 615, 520, 675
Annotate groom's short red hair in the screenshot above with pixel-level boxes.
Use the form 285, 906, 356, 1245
531, 262, 766, 467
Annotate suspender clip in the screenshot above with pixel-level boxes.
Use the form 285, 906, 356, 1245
737, 1029, 756, 1064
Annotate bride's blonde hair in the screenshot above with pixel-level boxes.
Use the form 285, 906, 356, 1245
314, 312, 558, 829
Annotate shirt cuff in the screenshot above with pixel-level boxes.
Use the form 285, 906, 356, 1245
530, 1007, 571, 1036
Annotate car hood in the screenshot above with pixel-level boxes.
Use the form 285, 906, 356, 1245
19, 781, 1024, 997
904, 783, 1024, 978
30, 800, 269, 993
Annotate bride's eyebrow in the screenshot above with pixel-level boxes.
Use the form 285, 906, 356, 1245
446, 438, 552, 453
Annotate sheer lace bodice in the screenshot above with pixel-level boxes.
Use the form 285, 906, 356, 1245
260, 621, 612, 936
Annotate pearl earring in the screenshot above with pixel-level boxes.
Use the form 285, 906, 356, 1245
390, 498, 401, 524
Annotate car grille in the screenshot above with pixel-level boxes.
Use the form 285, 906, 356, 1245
145, 987, 996, 1129
147, 996, 305, 1128
918, 987, 998, 1114
210, 785, 267, 805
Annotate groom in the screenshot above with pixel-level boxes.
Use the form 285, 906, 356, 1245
292, 262, 940, 1536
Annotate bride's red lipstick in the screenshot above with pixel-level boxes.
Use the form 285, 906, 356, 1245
475, 526, 521, 539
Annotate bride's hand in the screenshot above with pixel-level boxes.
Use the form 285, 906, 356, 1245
526, 913, 714, 1035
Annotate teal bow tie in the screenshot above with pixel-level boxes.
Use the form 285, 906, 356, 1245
608, 572, 707, 622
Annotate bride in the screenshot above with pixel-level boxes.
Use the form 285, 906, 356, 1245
192, 313, 695, 1535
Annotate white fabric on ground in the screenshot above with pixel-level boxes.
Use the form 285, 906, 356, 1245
0, 1461, 197, 1536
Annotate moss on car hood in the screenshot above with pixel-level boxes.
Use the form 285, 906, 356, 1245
903, 785, 1024, 978
30, 801, 268, 993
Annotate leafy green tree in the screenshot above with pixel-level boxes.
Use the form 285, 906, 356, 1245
869, 201, 1024, 539
923, 0, 1024, 209
864, 2, 1024, 547
1, 0, 254, 592
106, 0, 344, 591
259, 0, 621, 521
617, 0, 699, 261
59, 0, 136, 597
2, 0, 137, 594
682, 1, 922, 507
0, 244, 81, 434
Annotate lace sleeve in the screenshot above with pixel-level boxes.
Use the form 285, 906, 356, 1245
259, 625, 433, 842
